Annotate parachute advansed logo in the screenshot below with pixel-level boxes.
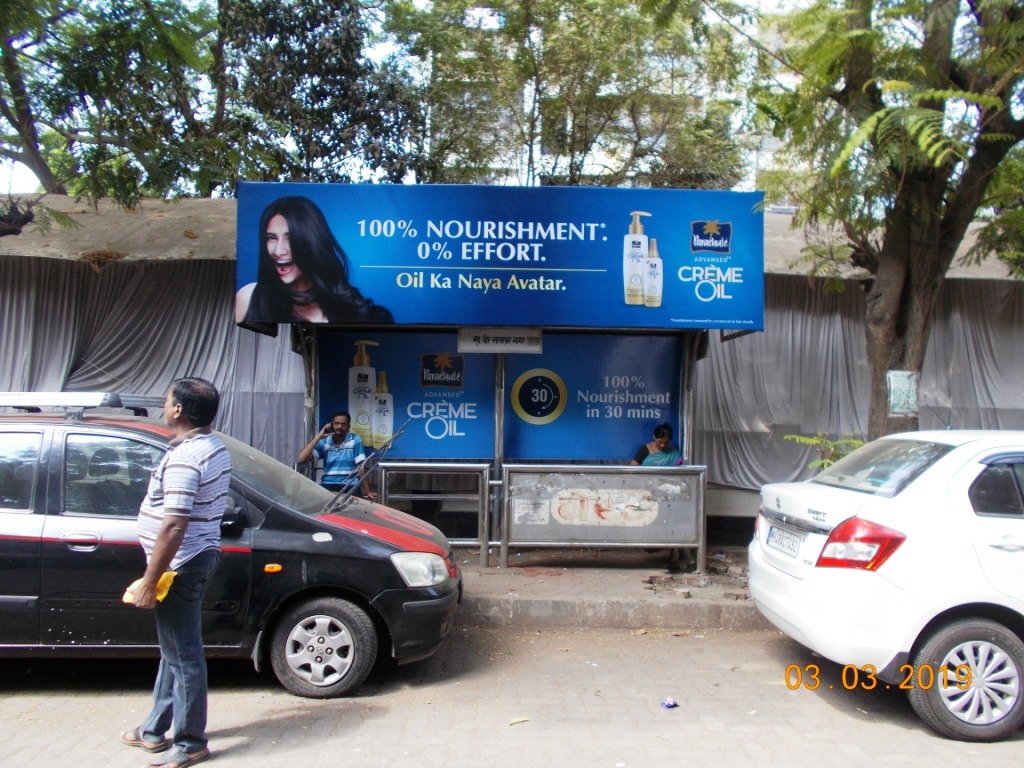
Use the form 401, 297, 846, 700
420, 352, 464, 388
690, 221, 732, 254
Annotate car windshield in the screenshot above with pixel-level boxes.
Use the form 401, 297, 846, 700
218, 432, 333, 516
811, 438, 953, 497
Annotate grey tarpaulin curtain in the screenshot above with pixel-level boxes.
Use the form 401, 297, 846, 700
0, 255, 305, 465
692, 274, 1024, 490
3, 256, 1021, 488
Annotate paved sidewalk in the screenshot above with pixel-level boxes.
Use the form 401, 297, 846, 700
455, 545, 771, 632
12, 625, 1024, 768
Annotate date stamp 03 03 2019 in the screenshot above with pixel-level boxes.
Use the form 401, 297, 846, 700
785, 663, 973, 692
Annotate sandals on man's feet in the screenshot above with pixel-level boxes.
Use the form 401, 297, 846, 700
121, 728, 170, 753
146, 746, 211, 768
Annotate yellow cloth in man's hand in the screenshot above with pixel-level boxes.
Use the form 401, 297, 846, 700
123, 571, 177, 603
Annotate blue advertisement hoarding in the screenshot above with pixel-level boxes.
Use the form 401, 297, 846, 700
319, 331, 682, 462
237, 182, 764, 331
503, 335, 682, 460
318, 331, 495, 460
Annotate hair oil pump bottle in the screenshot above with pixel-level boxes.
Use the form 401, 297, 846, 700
623, 211, 651, 305
348, 340, 379, 445
644, 238, 663, 308
371, 370, 394, 449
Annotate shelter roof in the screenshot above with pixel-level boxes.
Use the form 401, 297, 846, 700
0, 196, 235, 270
0, 194, 1012, 279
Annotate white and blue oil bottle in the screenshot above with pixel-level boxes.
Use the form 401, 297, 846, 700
644, 238, 663, 308
623, 211, 651, 305
348, 340, 378, 445
371, 370, 394, 449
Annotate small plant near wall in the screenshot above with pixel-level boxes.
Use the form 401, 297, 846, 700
784, 432, 865, 471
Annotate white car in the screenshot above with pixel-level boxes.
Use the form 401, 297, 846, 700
749, 430, 1024, 742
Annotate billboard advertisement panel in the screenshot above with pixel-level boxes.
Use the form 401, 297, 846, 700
318, 331, 682, 462
502, 334, 681, 461
236, 182, 764, 331
318, 331, 496, 460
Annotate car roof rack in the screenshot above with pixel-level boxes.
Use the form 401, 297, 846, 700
0, 392, 165, 418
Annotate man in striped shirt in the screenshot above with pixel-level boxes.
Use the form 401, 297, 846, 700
123, 378, 231, 768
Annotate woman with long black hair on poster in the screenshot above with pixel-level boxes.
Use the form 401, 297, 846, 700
235, 196, 393, 324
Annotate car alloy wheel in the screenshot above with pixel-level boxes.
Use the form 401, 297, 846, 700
908, 618, 1024, 742
270, 597, 378, 698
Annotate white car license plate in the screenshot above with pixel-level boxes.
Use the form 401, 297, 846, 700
766, 525, 802, 558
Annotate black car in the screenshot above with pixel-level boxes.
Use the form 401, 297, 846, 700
0, 393, 461, 698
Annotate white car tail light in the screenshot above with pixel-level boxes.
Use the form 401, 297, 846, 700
816, 517, 906, 570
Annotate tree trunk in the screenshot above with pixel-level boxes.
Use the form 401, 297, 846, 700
0, 35, 66, 195
864, 181, 949, 440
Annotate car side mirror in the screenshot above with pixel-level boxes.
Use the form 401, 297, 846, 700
221, 496, 243, 529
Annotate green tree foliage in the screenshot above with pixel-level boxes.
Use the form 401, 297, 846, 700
968, 145, 1024, 278
683, 0, 1024, 438
783, 432, 864, 470
386, 0, 748, 187
0, 0, 421, 212
1, 0, 71, 196
226, 0, 422, 183
383, 1, 516, 183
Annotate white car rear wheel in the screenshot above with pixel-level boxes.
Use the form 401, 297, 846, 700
908, 618, 1024, 742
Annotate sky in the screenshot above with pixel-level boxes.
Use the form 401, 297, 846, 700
1, 160, 39, 194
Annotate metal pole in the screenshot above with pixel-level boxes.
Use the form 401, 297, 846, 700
492, 353, 506, 568
296, 325, 319, 476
